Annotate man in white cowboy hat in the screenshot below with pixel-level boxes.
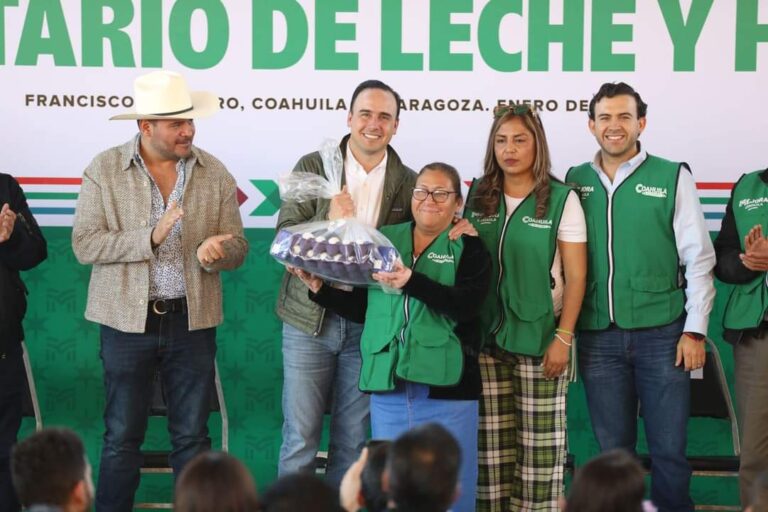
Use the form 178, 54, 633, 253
72, 69, 248, 512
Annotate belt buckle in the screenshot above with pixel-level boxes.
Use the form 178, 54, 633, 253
152, 299, 168, 315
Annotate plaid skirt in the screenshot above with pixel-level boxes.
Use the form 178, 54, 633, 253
476, 351, 569, 512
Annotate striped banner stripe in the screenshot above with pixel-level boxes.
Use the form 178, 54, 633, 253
17, 177, 81, 223
697, 182, 733, 233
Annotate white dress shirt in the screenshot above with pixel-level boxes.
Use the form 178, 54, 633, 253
344, 146, 388, 227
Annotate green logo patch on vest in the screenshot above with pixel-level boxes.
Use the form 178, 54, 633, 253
522, 215, 552, 229
426, 251, 455, 264
737, 197, 768, 211
635, 183, 668, 198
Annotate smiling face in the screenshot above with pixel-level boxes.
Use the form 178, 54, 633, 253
589, 94, 646, 163
493, 117, 536, 182
346, 88, 399, 165
140, 118, 195, 162
411, 168, 463, 235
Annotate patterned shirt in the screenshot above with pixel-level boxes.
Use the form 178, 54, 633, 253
132, 135, 187, 300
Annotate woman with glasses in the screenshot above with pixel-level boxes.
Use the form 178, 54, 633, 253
292, 162, 490, 512
465, 105, 587, 511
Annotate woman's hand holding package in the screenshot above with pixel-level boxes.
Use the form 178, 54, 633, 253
371, 260, 412, 289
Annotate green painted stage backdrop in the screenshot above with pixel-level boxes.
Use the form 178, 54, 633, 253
18, 227, 739, 507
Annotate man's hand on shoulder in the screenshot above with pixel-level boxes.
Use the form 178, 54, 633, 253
0, 203, 17, 243
448, 217, 477, 240
328, 185, 355, 220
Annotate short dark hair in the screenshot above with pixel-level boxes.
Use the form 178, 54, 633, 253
175, 451, 259, 512
349, 79, 402, 120
588, 82, 648, 120
361, 442, 392, 512
387, 423, 460, 512
11, 428, 87, 507
566, 449, 645, 512
260, 473, 344, 512
419, 162, 464, 200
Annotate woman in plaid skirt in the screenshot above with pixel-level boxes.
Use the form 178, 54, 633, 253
465, 105, 587, 511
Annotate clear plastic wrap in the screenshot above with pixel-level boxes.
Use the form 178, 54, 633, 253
271, 219, 400, 286
272, 139, 401, 286
277, 139, 343, 202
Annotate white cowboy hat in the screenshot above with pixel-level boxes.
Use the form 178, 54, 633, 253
110, 70, 219, 120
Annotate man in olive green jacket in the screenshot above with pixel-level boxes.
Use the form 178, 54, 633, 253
276, 80, 416, 487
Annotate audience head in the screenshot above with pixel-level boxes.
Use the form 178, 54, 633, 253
564, 449, 645, 512
11, 428, 93, 512
386, 423, 460, 512
260, 473, 343, 512
360, 441, 392, 512
747, 470, 768, 512
175, 451, 259, 512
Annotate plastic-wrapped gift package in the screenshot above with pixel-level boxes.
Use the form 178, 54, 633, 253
271, 140, 401, 286
271, 219, 400, 286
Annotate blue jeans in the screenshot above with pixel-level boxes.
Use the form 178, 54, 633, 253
578, 317, 692, 512
279, 313, 369, 488
96, 311, 216, 512
371, 381, 479, 512
0, 342, 23, 512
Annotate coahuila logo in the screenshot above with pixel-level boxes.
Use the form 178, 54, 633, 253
738, 197, 768, 211
470, 211, 499, 225
635, 183, 667, 198
522, 216, 552, 229
579, 185, 594, 199
427, 252, 455, 264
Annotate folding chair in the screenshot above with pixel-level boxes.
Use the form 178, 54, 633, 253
135, 360, 228, 509
638, 337, 740, 511
20, 341, 42, 432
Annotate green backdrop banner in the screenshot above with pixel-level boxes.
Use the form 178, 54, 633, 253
18, 227, 739, 506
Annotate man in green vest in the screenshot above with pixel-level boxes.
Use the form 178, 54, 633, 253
566, 82, 715, 512
714, 169, 768, 507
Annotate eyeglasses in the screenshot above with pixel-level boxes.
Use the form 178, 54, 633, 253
493, 104, 539, 118
412, 188, 458, 203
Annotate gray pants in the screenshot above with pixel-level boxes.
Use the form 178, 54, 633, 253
735, 330, 768, 507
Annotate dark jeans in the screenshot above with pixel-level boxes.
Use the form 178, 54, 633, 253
0, 342, 23, 512
95, 310, 216, 512
579, 317, 693, 512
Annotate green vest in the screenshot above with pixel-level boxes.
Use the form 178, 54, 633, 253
465, 180, 571, 356
359, 222, 465, 392
566, 155, 684, 330
723, 171, 768, 330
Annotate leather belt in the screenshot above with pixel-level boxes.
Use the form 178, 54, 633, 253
149, 297, 187, 315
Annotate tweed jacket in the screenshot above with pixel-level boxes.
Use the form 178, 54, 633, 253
72, 137, 248, 333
